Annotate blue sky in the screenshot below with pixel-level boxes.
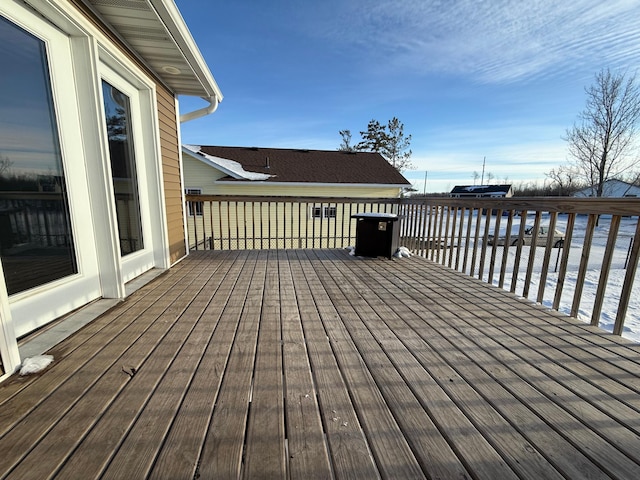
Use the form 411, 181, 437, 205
176, 0, 640, 193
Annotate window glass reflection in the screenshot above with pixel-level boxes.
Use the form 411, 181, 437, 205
0, 16, 77, 295
102, 80, 144, 256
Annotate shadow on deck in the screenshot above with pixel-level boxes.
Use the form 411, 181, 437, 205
1, 249, 640, 479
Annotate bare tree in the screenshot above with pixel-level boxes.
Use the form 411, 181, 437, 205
472, 171, 480, 185
485, 172, 495, 184
546, 165, 582, 196
565, 68, 640, 196
337, 129, 356, 152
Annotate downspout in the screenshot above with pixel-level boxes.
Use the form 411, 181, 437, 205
180, 95, 219, 123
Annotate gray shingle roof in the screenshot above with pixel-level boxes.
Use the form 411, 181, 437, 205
194, 145, 411, 185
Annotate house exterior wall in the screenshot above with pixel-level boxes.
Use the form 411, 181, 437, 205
183, 156, 404, 250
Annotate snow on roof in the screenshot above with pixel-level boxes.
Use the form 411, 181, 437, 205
183, 145, 272, 181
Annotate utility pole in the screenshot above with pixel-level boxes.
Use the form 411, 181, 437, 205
481, 156, 486, 185
423, 171, 428, 196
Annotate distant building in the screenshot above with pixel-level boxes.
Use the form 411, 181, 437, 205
182, 145, 411, 250
449, 184, 513, 198
573, 179, 640, 198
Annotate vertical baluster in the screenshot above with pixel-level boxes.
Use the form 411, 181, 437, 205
591, 215, 621, 326
537, 211, 559, 304
571, 213, 597, 317
488, 209, 502, 284
470, 208, 483, 276
553, 212, 575, 311
510, 210, 528, 294
498, 210, 515, 289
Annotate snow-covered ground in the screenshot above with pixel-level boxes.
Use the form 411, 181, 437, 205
428, 212, 640, 343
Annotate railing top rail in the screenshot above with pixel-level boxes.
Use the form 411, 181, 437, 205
184, 194, 404, 205
185, 194, 640, 216
422, 197, 640, 216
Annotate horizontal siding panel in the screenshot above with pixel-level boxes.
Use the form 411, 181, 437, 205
157, 84, 185, 264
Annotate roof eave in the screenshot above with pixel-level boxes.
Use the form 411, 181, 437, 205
214, 180, 411, 188
83, 0, 222, 101
148, 0, 223, 100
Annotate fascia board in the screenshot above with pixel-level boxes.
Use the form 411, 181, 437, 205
214, 180, 410, 188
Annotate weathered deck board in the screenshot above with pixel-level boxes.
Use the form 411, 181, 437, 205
1, 250, 640, 479
6, 254, 234, 479
277, 251, 333, 480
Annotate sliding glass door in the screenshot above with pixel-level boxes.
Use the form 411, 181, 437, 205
0, 11, 100, 337
100, 68, 155, 282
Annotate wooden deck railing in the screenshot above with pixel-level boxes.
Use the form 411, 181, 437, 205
185, 194, 640, 338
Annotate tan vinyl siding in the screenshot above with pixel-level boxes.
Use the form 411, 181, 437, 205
213, 184, 403, 198
157, 86, 185, 264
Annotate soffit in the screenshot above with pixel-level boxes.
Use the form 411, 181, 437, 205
84, 0, 221, 99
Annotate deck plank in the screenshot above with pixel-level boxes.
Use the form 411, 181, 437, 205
242, 251, 287, 479
350, 257, 612, 480
22, 253, 233, 479
1, 250, 640, 479
369, 255, 640, 479
196, 251, 267, 479
312, 251, 525, 480
0, 255, 216, 477
100, 251, 245, 479
298, 250, 425, 479
0, 256, 204, 423
289, 251, 381, 479
278, 251, 333, 480
148, 251, 255, 479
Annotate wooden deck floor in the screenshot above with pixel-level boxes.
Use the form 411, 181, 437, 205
2, 250, 640, 479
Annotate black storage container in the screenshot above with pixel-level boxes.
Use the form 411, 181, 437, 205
351, 213, 400, 259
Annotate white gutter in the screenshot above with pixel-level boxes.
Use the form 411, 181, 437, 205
180, 95, 219, 123
148, 0, 223, 123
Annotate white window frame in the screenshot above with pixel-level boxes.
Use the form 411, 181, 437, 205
0, 3, 102, 341
310, 205, 337, 219
185, 188, 203, 216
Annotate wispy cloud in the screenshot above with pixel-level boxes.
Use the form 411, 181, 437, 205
315, 0, 640, 83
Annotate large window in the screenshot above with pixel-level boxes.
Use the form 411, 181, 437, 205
0, 16, 77, 295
